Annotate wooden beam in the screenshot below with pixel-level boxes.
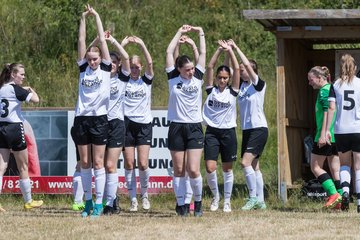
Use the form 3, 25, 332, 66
285, 118, 310, 129
274, 26, 360, 39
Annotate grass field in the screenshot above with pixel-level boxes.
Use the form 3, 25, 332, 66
0, 193, 359, 240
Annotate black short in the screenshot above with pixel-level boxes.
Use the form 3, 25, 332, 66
71, 115, 109, 145
335, 133, 360, 153
124, 116, 152, 147
0, 122, 27, 151
168, 122, 204, 151
204, 126, 237, 162
107, 119, 125, 148
311, 142, 338, 156
241, 127, 268, 158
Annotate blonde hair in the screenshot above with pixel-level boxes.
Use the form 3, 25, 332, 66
308, 66, 331, 83
339, 54, 356, 85
130, 55, 142, 66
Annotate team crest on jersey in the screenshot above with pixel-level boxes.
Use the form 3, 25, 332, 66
110, 86, 119, 95
125, 89, 146, 99
238, 92, 250, 101
181, 85, 199, 94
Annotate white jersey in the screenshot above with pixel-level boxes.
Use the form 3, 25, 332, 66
0, 82, 32, 123
124, 73, 153, 124
202, 86, 238, 129
328, 77, 360, 134
166, 65, 204, 123
238, 76, 268, 130
108, 69, 130, 121
75, 59, 112, 117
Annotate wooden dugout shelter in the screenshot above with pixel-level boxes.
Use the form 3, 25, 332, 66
243, 9, 360, 202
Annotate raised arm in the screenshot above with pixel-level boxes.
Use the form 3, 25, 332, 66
190, 26, 206, 69
130, 36, 153, 77
88, 6, 110, 62
232, 41, 257, 84
166, 25, 191, 68
206, 46, 222, 88
226, 40, 240, 90
174, 35, 199, 64
77, 6, 90, 61
22, 86, 40, 103
106, 32, 130, 73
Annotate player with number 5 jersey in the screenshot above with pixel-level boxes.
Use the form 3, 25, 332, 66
326, 54, 360, 212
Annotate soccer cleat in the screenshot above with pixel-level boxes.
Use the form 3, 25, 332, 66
24, 200, 43, 210
81, 200, 93, 218
341, 192, 350, 211
194, 201, 203, 217
256, 201, 267, 210
241, 197, 258, 211
175, 203, 181, 215
113, 197, 121, 214
103, 205, 114, 215
177, 205, 188, 217
0, 204, 5, 212
90, 203, 103, 218
223, 202, 232, 213
72, 202, 85, 211
129, 199, 138, 212
334, 202, 341, 210
142, 197, 150, 210
210, 197, 219, 212
184, 204, 190, 214
324, 192, 341, 209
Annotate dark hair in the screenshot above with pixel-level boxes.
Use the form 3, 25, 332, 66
110, 51, 120, 62
0, 63, 24, 88
175, 55, 192, 69
216, 65, 231, 76
249, 59, 258, 74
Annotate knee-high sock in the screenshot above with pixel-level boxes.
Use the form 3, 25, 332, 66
318, 172, 337, 196
19, 178, 32, 203
125, 169, 137, 201
223, 170, 233, 203
173, 176, 185, 206
255, 170, 265, 202
243, 166, 256, 198
184, 173, 193, 204
355, 170, 360, 205
206, 170, 219, 200
94, 168, 106, 205
139, 168, 150, 199
106, 172, 118, 206
340, 165, 351, 194
73, 171, 84, 204
190, 175, 203, 202
81, 167, 93, 201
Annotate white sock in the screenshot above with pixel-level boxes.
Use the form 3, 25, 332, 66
81, 167, 93, 201
356, 170, 360, 206
206, 170, 219, 200
173, 176, 185, 206
340, 165, 351, 194
243, 166, 257, 198
190, 175, 203, 202
255, 170, 265, 202
94, 168, 106, 205
73, 171, 84, 204
125, 169, 137, 201
223, 170, 234, 203
106, 173, 118, 206
139, 168, 150, 199
19, 178, 32, 203
184, 174, 193, 204
0, 176, 2, 194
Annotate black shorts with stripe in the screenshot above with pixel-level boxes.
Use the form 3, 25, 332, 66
204, 126, 237, 162
71, 115, 109, 145
168, 122, 204, 151
124, 116, 152, 147
241, 127, 268, 158
335, 133, 360, 153
107, 119, 125, 148
311, 142, 338, 156
0, 122, 27, 151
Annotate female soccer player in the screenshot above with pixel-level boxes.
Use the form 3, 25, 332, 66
229, 40, 268, 210
308, 66, 342, 209
326, 54, 360, 212
121, 36, 154, 212
203, 40, 240, 213
72, 5, 111, 218
0, 63, 43, 210
165, 25, 206, 217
